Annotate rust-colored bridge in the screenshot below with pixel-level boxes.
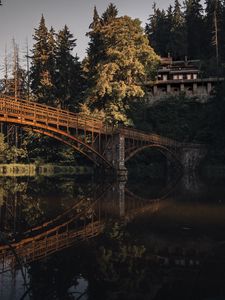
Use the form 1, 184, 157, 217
0, 96, 205, 176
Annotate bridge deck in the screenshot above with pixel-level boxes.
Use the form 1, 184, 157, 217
0, 96, 182, 148
0, 96, 204, 169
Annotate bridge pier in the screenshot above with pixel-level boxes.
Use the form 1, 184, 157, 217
114, 134, 128, 181
105, 133, 128, 181
179, 145, 207, 173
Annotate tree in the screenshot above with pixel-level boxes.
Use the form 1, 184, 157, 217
168, 0, 187, 59
55, 25, 82, 109
30, 15, 56, 105
101, 2, 118, 24
84, 6, 106, 95
184, 0, 205, 59
84, 6, 160, 124
204, 0, 223, 61
145, 1, 187, 59
0, 133, 27, 163
145, 4, 170, 57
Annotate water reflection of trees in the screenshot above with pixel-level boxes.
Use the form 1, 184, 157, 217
25, 219, 225, 300
89, 223, 154, 300
2, 176, 225, 299
0, 177, 96, 235
25, 222, 157, 300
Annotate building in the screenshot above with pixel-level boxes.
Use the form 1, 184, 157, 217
146, 57, 224, 101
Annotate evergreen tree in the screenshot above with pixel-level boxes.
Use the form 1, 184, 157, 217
145, 4, 170, 56
168, 0, 187, 59
184, 0, 204, 59
55, 25, 82, 109
101, 2, 118, 24
30, 15, 56, 105
204, 0, 223, 61
84, 6, 159, 125
84, 7, 105, 95
165, 5, 174, 57
146, 1, 187, 59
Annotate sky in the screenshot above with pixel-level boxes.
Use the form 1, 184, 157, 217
0, 0, 203, 71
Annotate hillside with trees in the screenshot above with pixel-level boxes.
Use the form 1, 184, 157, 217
145, 0, 225, 75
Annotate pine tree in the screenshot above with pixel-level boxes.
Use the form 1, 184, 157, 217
101, 3, 118, 24
168, 0, 187, 59
184, 0, 204, 59
85, 6, 160, 125
165, 5, 174, 57
87, 6, 103, 66
30, 15, 56, 105
145, 4, 170, 56
55, 25, 82, 109
146, 1, 187, 59
84, 6, 106, 105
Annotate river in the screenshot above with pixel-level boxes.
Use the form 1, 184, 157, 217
0, 172, 225, 300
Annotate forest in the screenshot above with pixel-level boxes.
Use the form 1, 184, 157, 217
0, 1, 225, 165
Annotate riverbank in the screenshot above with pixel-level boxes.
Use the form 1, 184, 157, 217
0, 164, 93, 177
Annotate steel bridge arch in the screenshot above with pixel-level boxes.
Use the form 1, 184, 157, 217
0, 117, 112, 168
125, 144, 183, 169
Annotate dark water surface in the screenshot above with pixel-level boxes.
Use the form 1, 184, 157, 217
1, 174, 225, 300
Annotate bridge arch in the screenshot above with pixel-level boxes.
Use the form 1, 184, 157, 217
0, 118, 112, 168
125, 144, 183, 169
0, 97, 113, 168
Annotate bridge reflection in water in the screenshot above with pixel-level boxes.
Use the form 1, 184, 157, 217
0, 178, 175, 274
1, 175, 225, 300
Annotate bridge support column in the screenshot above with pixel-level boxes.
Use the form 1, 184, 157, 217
179, 145, 207, 173
105, 133, 128, 180
113, 134, 128, 180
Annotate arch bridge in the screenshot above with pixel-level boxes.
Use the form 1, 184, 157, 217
0, 96, 205, 177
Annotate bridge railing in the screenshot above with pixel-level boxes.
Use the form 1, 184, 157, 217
0, 96, 110, 134
0, 95, 204, 149
118, 127, 182, 148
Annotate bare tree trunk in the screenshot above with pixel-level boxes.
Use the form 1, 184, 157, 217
26, 39, 30, 101
212, 0, 219, 75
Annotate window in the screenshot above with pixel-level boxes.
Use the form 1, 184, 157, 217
187, 74, 191, 80
173, 75, 178, 80
163, 75, 168, 81
178, 74, 183, 80
193, 74, 197, 80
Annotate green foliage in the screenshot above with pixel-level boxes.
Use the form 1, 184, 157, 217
55, 25, 83, 109
204, 0, 224, 60
184, 0, 205, 59
0, 133, 27, 163
145, 0, 225, 62
101, 2, 118, 24
30, 16, 83, 109
92, 222, 148, 299
129, 95, 211, 143
169, 0, 187, 58
84, 5, 160, 125
145, 4, 170, 57
146, 0, 187, 59
30, 15, 56, 105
